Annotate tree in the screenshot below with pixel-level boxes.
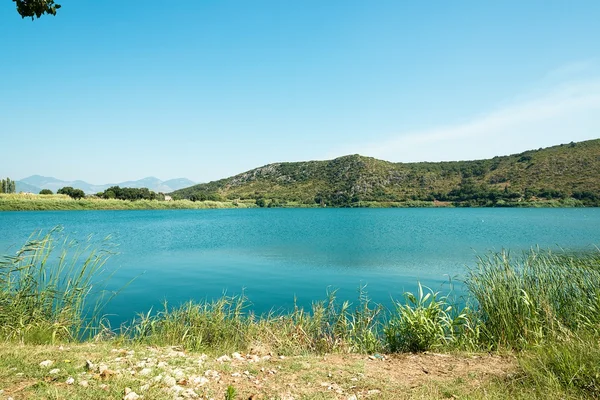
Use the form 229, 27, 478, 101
57, 186, 85, 199
13, 0, 61, 19
1, 178, 16, 194
39, 189, 53, 195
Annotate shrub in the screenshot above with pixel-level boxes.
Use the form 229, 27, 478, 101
385, 283, 455, 352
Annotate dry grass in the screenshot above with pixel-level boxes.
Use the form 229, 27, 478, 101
0, 193, 256, 211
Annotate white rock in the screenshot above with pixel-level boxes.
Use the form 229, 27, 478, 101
190, 376, 209, 386
204, 370, 220, 379
347, 396, 358, 400
231, 372, 241, 377
157, 361, 168, 368
66, 377, 75, 385
279, 355, 286, 359
123, 391, 140, 400
173, 368, 185, 379
139, 368, 152, 375
98, 363, 109, 374
163, 375, 177, 387
170, 385, 184, 393
49, 368, 60, 375
140, 384, 150, 392
231, 352, 244, 361
79, 380, 89, 387
216, 355, 231, 362
39, 360, 54, 368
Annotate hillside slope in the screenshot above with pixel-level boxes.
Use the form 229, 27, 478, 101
173, 139, 600, 206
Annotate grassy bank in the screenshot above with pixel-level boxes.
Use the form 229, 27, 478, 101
1, 230, 599, 398
0, 193, 257, 211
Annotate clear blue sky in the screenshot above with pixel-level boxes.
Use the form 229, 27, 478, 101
1, 0, 599, 183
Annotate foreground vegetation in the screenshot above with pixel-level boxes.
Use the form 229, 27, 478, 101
173, 138, 600, 207
1, 230, 599, 398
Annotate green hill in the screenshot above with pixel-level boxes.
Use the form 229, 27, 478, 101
173, 139, 600, 207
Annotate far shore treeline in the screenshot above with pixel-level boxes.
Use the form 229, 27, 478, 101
1, 138, 599, 210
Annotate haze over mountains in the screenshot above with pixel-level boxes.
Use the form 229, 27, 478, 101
15, 176, 196, 195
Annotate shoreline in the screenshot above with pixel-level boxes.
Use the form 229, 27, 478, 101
0, 194, 595, 211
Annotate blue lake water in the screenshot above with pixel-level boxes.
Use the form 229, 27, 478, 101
1, 208, 599, 326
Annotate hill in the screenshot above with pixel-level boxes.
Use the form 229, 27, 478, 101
14, 181, 42, 194
17, 176, 196, 195
172, 139, 600, 207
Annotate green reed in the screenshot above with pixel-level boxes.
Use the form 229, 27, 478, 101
466, 248, 600, 349
0, 227, 117, 343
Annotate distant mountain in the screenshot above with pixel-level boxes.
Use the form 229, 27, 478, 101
162, 178, 197, 191
15, 181, 41, 194
172, 139, 600, 207
16, 176, 196, 194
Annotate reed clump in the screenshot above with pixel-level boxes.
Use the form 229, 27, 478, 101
123, 287, 383, 355
127, 296, 250, 353
0, 228, 116, 343
466, 249, 600, 349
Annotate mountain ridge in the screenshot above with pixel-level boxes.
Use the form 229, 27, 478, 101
172, 139, 600, 206
16, 176, 196, 195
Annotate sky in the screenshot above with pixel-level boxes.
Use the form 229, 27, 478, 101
1, 1, 599, 184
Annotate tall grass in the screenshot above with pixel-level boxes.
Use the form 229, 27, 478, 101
257, 286, 383, 354
518, 335, 600, 398
466, 249, 600, 349
126, 295, 250, 353
124, 287, 383, 355
0, 227, 116, 343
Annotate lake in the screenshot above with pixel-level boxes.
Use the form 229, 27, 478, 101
1, 208, 599, 326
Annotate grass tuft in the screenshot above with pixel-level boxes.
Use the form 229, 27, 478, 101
0, 227, 117, 343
